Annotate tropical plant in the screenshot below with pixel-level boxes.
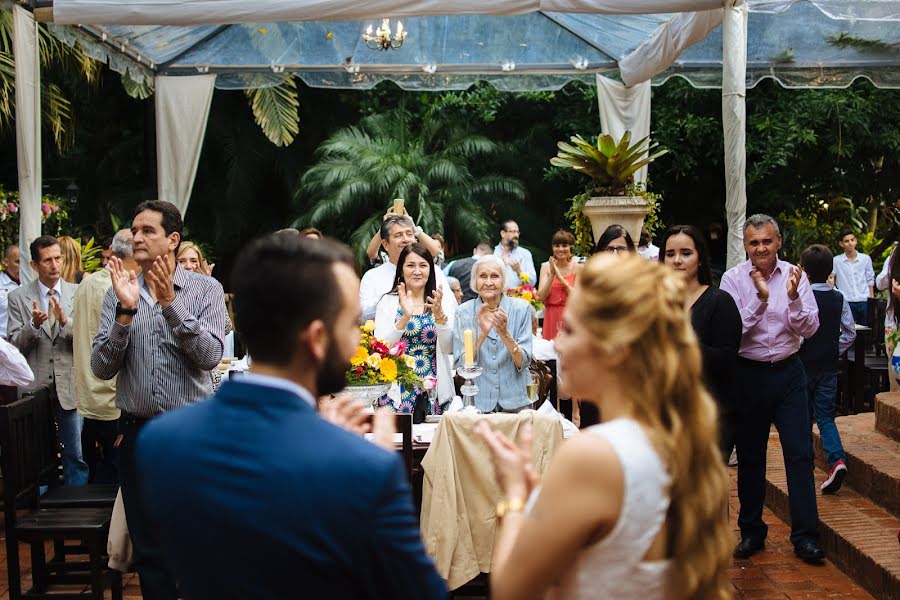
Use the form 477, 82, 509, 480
76, 236, 102, 274
293, 106, 526, 264
0, 188, 70, 252
0, 5, 99, 150
550, 131, 668, 196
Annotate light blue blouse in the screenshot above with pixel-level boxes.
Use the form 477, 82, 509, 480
452, 295, 533, 413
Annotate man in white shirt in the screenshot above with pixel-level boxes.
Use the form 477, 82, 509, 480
359, 215, 457, 323
493, 220, 536, 288
637, 227, 660, 261
0, 244, 21, 338
831, 229, 874, 325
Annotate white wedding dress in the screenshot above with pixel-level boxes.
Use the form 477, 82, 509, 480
541, 418, 672, 600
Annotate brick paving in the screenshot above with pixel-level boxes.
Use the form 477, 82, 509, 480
0, 466, 877, 599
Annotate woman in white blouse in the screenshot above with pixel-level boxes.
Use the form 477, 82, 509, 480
375, 243, 456, 413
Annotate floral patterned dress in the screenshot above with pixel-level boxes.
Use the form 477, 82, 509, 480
377, 309, 445, 414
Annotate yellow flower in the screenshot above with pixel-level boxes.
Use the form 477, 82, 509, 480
350, 347, 369, 366
519, 273, 530, 284
362, 320, 376, 333
379, 358, 398, 382
365, 354, 382, 369
520, 291, 533, 302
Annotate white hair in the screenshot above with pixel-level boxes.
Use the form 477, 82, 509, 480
744, 213, 780, 237
110, 229, 133, 259
471, 254, 506, 294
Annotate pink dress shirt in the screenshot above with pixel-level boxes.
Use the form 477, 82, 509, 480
719, 259, 820, 362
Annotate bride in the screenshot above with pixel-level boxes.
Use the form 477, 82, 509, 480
478, 254, 732, 600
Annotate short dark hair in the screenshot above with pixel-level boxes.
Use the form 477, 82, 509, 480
838, 228, 856, 243
134, 200, 183, 251
231, 235, 355, 365
594, 224, 635, 254
298, 227, 323, 238
475, 242, 492, 254
100, 236, 113, 250
551, 229, 575, 247
800, 244, 833, 283
30, 235, 59, 262
4, 244, 17, 259
659, 225, 713, 285
501, 220, 518, 232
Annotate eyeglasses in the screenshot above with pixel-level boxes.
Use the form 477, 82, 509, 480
603, 246, 629, 254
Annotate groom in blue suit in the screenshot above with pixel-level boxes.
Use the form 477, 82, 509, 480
136, 235, 446, 599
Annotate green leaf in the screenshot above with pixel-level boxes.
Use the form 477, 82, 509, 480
244, 74, 300, 147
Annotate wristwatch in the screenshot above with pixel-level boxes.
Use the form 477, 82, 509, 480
115, 302, 138, 317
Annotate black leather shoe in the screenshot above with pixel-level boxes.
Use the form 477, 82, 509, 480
794, 541, 825, 564
733, 538, 764, 559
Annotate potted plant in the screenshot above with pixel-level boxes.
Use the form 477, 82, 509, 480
551, 131, 667, 249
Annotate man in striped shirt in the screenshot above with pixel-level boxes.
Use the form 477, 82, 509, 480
91, 200, 225, 600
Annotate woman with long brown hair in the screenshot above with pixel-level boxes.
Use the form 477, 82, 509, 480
478, 254, 732, 600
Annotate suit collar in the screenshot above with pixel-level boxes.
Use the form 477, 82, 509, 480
216, 379, 318, 413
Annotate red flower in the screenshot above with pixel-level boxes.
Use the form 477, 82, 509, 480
369, 338, 390, 357
353, 365, 365, 376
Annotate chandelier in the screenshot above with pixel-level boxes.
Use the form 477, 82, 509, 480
363, 18, 407, 51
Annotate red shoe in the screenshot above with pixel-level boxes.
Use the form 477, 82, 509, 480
821, 459, 847, 494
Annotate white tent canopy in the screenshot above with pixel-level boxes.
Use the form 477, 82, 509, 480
14, 0, 900, 277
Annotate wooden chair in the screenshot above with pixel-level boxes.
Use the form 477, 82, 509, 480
0, 389, 121, 600
528, 359, 553, 405
394, 412, 414, 482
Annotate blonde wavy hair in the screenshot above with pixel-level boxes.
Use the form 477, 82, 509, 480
574, 254, 732, 600
176, 241, 207, 268
57, 236, 82, 283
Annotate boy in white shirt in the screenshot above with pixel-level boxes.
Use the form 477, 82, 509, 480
831, 229, 874, 325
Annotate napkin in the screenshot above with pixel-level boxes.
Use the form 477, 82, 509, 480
447, 395, 464, 412
536, 399, 578, 438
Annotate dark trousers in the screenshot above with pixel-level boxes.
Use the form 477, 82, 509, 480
81, 417, 119, 484
119, 415, 178, 600
718, 406, 737, 464
849, 301, 868, 326
736, 356, 819, 546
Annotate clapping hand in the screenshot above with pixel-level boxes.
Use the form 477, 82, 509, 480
478, 303, 495, 335
202, 261, 215, 277
476, 420, 539, 499
492, 309, 510, 339
750, 267, 769, 302
31, 300, 48, 328
109, 256, 140, 310
146, 255, 176, 308
320, 396, 372, 436
397, 282, 416, 316
786, 266, 802, 301
892, 278, 900, 302
425, 286, 445, 322
48, 294, 67, 327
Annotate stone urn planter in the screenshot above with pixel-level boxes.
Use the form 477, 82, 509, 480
582, 195, 651, 245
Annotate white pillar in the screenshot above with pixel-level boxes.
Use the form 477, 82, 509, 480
155, 74, 216, 216
722, 0, 748, 269
13, 5, 41, 284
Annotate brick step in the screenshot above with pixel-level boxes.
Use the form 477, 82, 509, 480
875, 392, 900, 444
765, 433, 900, 600
813, 413, 900, 519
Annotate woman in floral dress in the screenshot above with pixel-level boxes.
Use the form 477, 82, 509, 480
375, 243, 456, 413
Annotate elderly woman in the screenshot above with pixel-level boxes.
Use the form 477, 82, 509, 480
446, 276, 464, 305
453, 255, 533, 413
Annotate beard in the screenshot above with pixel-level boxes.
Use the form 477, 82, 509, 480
505, 238, 519, 250
315, 338, 351, 397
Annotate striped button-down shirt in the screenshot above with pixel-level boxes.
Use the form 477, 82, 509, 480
91, 265, 225, 418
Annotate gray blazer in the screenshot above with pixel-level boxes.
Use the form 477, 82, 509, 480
7, 279, 78, 409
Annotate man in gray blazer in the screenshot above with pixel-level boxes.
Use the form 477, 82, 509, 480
8, 235, 87, 486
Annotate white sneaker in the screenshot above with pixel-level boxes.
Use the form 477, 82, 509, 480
821, 460, 847, 494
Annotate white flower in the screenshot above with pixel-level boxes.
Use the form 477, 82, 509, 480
365, 354, 382, 369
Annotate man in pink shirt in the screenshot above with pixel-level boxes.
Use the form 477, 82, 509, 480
720, 214, 825, 564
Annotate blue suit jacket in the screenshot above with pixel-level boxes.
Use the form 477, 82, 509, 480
137, 379, 446, 599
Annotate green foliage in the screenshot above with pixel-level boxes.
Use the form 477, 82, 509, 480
563, 192, 593, 256
550, 130, 668, 196
0, 188, 71, 263
244, 74, 300, 147
827, 33, 899, 54
77, 237, 102, 273
294, 105, 526, 266
776, 197, 871, 263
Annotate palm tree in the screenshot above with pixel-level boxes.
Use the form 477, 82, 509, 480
0, 7, 99, 150
293, 106, 526, 264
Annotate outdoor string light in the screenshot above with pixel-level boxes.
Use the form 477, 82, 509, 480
362, 18, 407, 51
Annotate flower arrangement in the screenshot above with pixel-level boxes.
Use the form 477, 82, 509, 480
0, 188, 71, 264
347, 320, 423, 390
506, 283, 544, 311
